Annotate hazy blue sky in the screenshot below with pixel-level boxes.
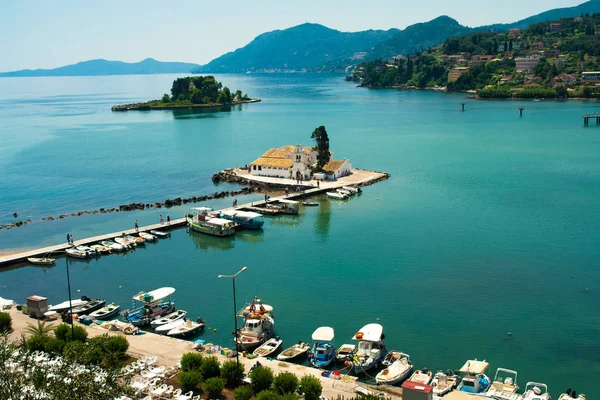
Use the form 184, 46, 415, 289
0, 0, 586, 71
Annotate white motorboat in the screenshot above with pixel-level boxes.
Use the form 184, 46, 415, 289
457, 359, 491, 394
309, 326, 335, 369
139, 232, 157, 241
337, 189, 351, 197
326, 191, 347, 200
236, 297, 275, 351
127, 235, 145, 246
558, 389, 585, 400
76, 245, 99, 255
71, 299, 106, 315
336, 343, 356, 362
431, 369, 459, 398
342, 186, 360, 194
253, 338, 283, 357
155, 318, 186, 334
123, 287, 176, 327
522, 382, 551, 400
89, 304, 120, 320
90, 244, 111, 254
27, 257, 55, 266
150, 309, 187, 327
49, 299, 87, 312
349, 323, 387, 374
408, 368, 433, 385
486, 368, 519, 399
65, 248, 91, 259
150, 230, 169, 238
277, 341, 310, 361
101, 240, 127, 252
114, 236, 136, 248
167, 319, 205, 338
375, 351, 412, 385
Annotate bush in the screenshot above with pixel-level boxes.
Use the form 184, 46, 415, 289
179, 370, 202, 392
54, 323, 70, 341
251, 366, 274, 394
104, 335, 129, 357
256, 390, 280, 400
221, 360, 245, 387
205, 377, 225, 398
25, 334, 50, 352
181, 352, 204, 372
274, 372, 299, 394
234, 385, 253, 400
0, 312, 12, 333
66, 325, 88, 342
201, 356, 221, 379
44, 337, 66, 354
299, 375, 322, 400
63, 341, 88, 364
281, 394, 299, 400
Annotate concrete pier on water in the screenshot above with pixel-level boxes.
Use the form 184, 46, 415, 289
0, 169, 389, 267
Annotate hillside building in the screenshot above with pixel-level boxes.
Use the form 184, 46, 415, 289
448, 67, 469, 82
515, 56, 542, 73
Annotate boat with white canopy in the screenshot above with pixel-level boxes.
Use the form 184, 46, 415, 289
457, 359, 491, 394
376, 351, 412, 385
349, 323, 387, 374
187, 207, 237, 236
522, 382, 551, 400
123, 287, 176, 327
220, 210, 264, 229
236, 297, 275, 350
309, 326, 335, 369
486, 367, 519, 399
273, 199, 299, 215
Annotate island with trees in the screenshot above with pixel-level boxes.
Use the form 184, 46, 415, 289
347, 13, 600, 99
111, 75, 260, 111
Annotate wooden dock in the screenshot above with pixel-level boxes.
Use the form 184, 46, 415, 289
0, 170, 388, 267
583, 114, 600, 125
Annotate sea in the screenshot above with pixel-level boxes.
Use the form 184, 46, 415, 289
0, 74, 599, 398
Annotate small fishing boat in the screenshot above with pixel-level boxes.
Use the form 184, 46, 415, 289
431, 369, 460, 398
76, 245, 99, 255
154, 318, 186, 334
187, 207, 237, 237
522, 382, 551, 400
326, 191, 347, 200
65, 248, 91, 259
89, 304, 120, 320
277, 341, 310, 361
127, 235, 145, 246
150, 230, 169, 238
558, 390, 586, 400
236, 297, 275, 350
101, 240, 127, 252
49, 298, 87, 312
150, 309, 187, 327
342, 186, 360, 194
71, 299, 106, 316
114, 236, 136, 248
167, 319, 205, 338
457, 359, 491, 394
335, 343, 356, 362
408, 368, 433, 385
337, 189, 351, 197
349, 323, 387, 374
254, 338, 283, 357
309, 326, 335, 369
302, 201, 319, 206
486, 367, 519, 399
375, 352, 412, 385
139, 232, 157, 241
122, 287, 176, 327
220, 210, 264, 230
90, 244, 111, 254
27, 257, 55, 266
272, 199, 299, 215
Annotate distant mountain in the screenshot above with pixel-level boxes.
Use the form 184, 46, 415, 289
483, 0, 600, 31
193, 23, 400, 73
0, 58, 199, 77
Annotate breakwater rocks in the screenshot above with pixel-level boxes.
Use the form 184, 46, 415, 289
111, 99, 261, 112
1, 187, 256, 232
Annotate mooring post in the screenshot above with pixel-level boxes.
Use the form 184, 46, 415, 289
584, 116, 589, 125
518, 107, 524, 117
461, 102, 466, 112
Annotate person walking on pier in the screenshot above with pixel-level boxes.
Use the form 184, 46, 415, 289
69, 234, 74, 245
66, 233, 71, 245
159, 214, 164, 224
134, 220, 139, 232
167, 214, 171, 225
317, 181, 320, 188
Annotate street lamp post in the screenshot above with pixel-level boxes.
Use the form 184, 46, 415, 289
65, 257, 75, 337
218, 266, 247, 385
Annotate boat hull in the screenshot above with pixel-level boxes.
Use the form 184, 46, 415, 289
90, 306, 120, 320
72, 300, 106, 316
188, 218, 236, 236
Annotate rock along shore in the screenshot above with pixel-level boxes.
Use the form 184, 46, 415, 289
111, 98, 261, 111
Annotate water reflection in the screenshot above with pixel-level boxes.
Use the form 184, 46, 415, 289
171, 105, 241, 120
187, 229, 235, 251
314, 198, 332, 242
236, 229, 264, 244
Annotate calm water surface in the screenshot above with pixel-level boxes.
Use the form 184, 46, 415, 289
0, 74, 599, 397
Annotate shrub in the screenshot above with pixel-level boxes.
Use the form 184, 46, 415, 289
251, 366, 274, 393
44, 337, 66, 354
66, 325, 88, 342
25, 334, 50, 351
274, 372, 299, 394
201, 356, 221, 379
221, 360, 245, 387
234, 385, 253, 400
54, 323, 70, 341
205, 376, 225, 398
281, 394, 299, 400
104, 335, 129, 357
256, 390, 280, 400
181, 352, 204, 372
179, 370, 202, 392
0, 312, 12, 333
63, 341, 88, 364
299, 375, 322, 400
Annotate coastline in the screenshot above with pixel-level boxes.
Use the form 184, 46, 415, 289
111, 98, 261, 111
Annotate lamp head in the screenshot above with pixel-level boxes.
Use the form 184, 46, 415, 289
241, 266, 247, 272
217, 275, 224, 278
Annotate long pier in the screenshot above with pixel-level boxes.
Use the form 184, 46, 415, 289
583, 114, 600, 125
0, 169, 388, 267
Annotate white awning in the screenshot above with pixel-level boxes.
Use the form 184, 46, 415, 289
277, 199, 299, 205
352, 323, 383, 342
208, 218, 235, 226
132, 287, 175, 302
312, 326, 335, 341
460, 360, 489, 374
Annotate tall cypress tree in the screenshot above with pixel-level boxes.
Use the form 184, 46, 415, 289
311, 126, 330, 171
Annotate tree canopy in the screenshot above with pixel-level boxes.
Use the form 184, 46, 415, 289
311, 126, 330, 171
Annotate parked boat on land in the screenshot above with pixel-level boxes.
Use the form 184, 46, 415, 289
431, 369, 460, 398
335, 343, 356, 363
167, 319, 205, 338
409, 368, 433, 385
221, 210, 264, 229
150, 310, 187, 327
457, 359, 491, 394
522, 382, 551, 400
277, 341, 310, 361
65, 248, 91, 259
376, 351, 412, 385
27, 257, 55, 266
309, 326, 335, 369
327, 191, 347, 200
123, 287, 176, 327
150, 230, 170, 238
253, 338, 283, 357
49, 298, 87, 312
349, 323, 387, 374
187, 207, 237, 237
101, 240, 127, 252
486, 368, 519, 399
71, 299, 106, 315
90, 244, 111, 254
89, 304, 120, 320
139, 232, 157, 242
236, 297, 275, 350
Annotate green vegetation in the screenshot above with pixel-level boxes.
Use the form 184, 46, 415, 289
311, 126, 331, 171
181, 352, 204, 372
251, 366, 274, 393
179, 370, 202, 392
0, 312, 11, 333
200, 355, 221, 379
274, 372, 299, 395
221, 360, 245, 387
234, 386, 254, 400
348, 13, 600, 99
204, 377, 225, 398
299, 375, 323, 400
256, 390, 281, 400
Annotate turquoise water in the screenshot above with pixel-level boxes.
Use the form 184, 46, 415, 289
0, 74, 599, 398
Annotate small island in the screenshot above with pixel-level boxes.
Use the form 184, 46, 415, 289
111, 75, 260, 111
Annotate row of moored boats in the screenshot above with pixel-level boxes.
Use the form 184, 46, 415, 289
326, 185, 361, 200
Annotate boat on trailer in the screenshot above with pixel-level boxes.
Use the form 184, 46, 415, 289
253, 338, 283, 357
187, 207, 237, 237
376, 351, 412, 385
28, 257, 55, 266
486, 367, 519, 399
349, 323, 388, 374
123, 287, 176, 327
89, 304, 120, 320
457, 359, 491, 394
277, 341, 310, 361
220, 210, 264, 230
522, 382, 551, 400
309, 326, 335, 369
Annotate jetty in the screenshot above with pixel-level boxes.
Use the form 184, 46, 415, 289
0, 168, 388, 268
583, 114, 600, 125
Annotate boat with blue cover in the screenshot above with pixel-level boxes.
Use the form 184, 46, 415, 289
309, 326, 335, 369
122, 287, 176, 327
220, 210, 264, 229
457, 359, 491, 394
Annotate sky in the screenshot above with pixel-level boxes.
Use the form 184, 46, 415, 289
0, 0, 588, 71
